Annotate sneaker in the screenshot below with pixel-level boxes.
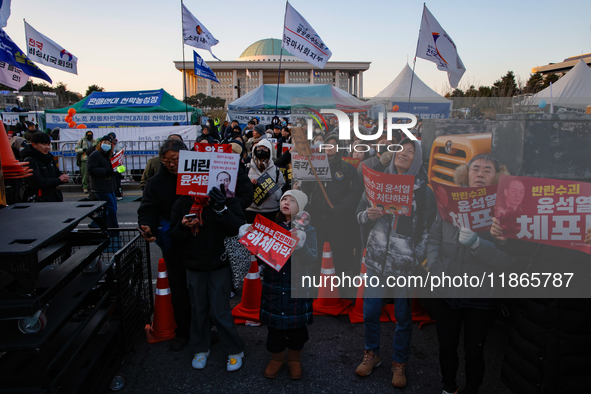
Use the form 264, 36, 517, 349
442, 390, 458, 394
392, 361, 407, 388
116, 196, 123, 201
191, 350, 210, 369
227, 352, 244, 371
83, 189, 88, 194
355, 350, 381, 377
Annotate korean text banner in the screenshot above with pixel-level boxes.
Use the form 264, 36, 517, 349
207, 152, 240, 197
362, 164, 414, 216
291, 151, 331, 181
193, 143, 232, 153
282, 2, 332, 69
82, 90, 164, 109
432, 182, 497, 231
342, 157, 361, 169
0, 61, 26, 90
25, 21, 77, 75
240, 214, 298, 272
177, 150, 211, 196
110, 149, 124, 169
253, 173, 280, 206
0, 29, 51, 83
495, 175, 591, 254
47, 112, 188, 129
193, 50, 219, 83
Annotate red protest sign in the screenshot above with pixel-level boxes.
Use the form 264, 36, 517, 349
193, 143, 232, 153
362, 164, 414, 216
239, 214, 299, 272
282, 143, 293, 155
342, 157, 361, 169
176, 150, 210, 196
431, 182, 497, 231
110, 149, 124, 169
495, 175, 591, 254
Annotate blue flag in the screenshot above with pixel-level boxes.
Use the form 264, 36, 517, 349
193, 50, 219, 84
0, 29, 52, 83
0, 0, 11, 28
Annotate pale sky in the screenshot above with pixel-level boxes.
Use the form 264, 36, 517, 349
5, 0, 590, 99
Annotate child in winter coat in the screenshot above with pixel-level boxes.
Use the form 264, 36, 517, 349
239, 190, 317, 380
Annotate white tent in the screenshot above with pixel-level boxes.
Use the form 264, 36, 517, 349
527, 59, 591, 110
369, 64, 452, 119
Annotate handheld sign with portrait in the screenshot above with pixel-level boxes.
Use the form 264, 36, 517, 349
240, 214, 299, 272
362, 164, 414, 216
495, 175, 591, 254
207, 152, 240, 198
431, 182, 498, 231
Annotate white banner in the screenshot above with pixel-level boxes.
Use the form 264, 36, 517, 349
25, 21, 77, 74
60, 125, 197, 143
0, 60, 27, 89
182, 4, 220, 60
2, 112, 19, 125
416, 5, 465, 89
282, 2, 332, 69
46, 112, 190, 129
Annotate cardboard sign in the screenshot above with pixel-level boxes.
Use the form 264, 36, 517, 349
177, 150, 210, 196
342, 157, 361, 169
362, 164, 414, 216
290, 127, 312, 157
239, 214, 299, 271
253, 173, 280, 206
431, 182, 498, 231
495, 175, 591, 254
291, 151, 331, 181
110, 149, 125, 169
207, 152, 240, 198
193, 143, 232, 153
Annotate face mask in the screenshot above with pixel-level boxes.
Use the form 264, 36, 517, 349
86, 135, 93, 140
102, 143, 112, 152
254, 148, 270, 160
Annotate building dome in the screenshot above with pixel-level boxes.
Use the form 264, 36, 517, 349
237, 38, 301, 62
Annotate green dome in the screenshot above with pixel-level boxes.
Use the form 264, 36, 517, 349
239, 38, 293, 58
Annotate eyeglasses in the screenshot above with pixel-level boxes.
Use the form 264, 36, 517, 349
162, 158, 179, 165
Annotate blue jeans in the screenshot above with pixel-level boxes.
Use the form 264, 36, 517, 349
363, 268, 412, 363
94, 192, 119, 229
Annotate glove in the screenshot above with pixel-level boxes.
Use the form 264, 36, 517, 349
458, 227, 480, 249
293, 229, 306, 250
238, 224, 252, 239
209, 184, 227, 211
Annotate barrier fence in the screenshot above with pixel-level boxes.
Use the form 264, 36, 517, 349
51, 140, 193, 184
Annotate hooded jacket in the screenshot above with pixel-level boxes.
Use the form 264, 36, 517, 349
356, 138, 437, 277
21, 144, 64, 202
426, 162, 514, 308
87, 149, 116, 193
246, 139, 285, 213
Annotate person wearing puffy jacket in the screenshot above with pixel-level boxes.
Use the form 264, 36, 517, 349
87, 134, 119, 229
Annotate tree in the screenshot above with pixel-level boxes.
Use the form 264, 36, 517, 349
54, 82, 82, 105
492, 71, 519, 97
524, 73, 544, 94
85, 84, 105, 97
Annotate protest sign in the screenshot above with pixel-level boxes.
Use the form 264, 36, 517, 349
362, 164, 414, 216
282, 143, 293, 155
291, 151, 331, 181
342, 157, 361, 169
110, 149, 125, 169
177, 150, 210, 196
193, 143, 232, 153
253, 173, 280, 206
431, 182, 497, 231
240, 214, 299, 271
207, 152, 239, 197
268, 138, 278, 152
290, 127, 312, 157
495, 175, 591, 254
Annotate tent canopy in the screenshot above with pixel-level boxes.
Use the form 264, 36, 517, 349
528, 60, 591, 110
228, 84, 369, 111
370, 64, 451, 103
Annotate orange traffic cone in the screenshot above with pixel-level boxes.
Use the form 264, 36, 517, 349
232, 255, 262, 324
0, 123, 32, 179
313, 242, 352, 316
349, 250, 390, 323
383, 297, 435, 329
145, 259, 177, 343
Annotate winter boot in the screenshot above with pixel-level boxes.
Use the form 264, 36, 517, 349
287, 349, 302, 380
392, 361, 407, 388
264, 351, 285, 379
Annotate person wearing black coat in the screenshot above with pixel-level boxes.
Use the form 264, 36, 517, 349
21, 132, 69, 202
87, 135, 118, 229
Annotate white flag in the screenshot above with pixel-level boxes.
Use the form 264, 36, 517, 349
0, 0, 11, 28
246, 68, 251, 78
24, 21, 78, 74
182, 4, 220, 61
416, 5, 465, 88
282, 2, 332, 69
0, 62, 27, 90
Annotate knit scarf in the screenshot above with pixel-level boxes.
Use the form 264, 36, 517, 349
189, 196, 210, 235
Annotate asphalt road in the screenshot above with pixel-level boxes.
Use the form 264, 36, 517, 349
62, 188, 513, 394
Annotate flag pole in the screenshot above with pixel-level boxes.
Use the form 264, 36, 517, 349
274, 1, 289, 121
23, 19, 39, 128
181, 0, 190, 125
407, 3, 425, 113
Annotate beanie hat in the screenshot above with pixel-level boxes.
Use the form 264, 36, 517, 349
281, 190, 308, 213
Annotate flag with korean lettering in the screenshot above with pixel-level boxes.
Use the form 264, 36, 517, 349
362, 164, 414, 216
0, 62, 27, 90
110, 149, 125, 169
0, 29, 51, 83
193, 50, 219, 83
182, 4, 221, 60
239, 214, 299, 272
177, 150, 211, 196
24, 21, 78, 75
282, 2, 332, 69
416, 5, 465, 88
495, 175, 591, 254
431, 182, 497, 231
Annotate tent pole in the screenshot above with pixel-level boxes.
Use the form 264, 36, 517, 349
181, 0, 190, 125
